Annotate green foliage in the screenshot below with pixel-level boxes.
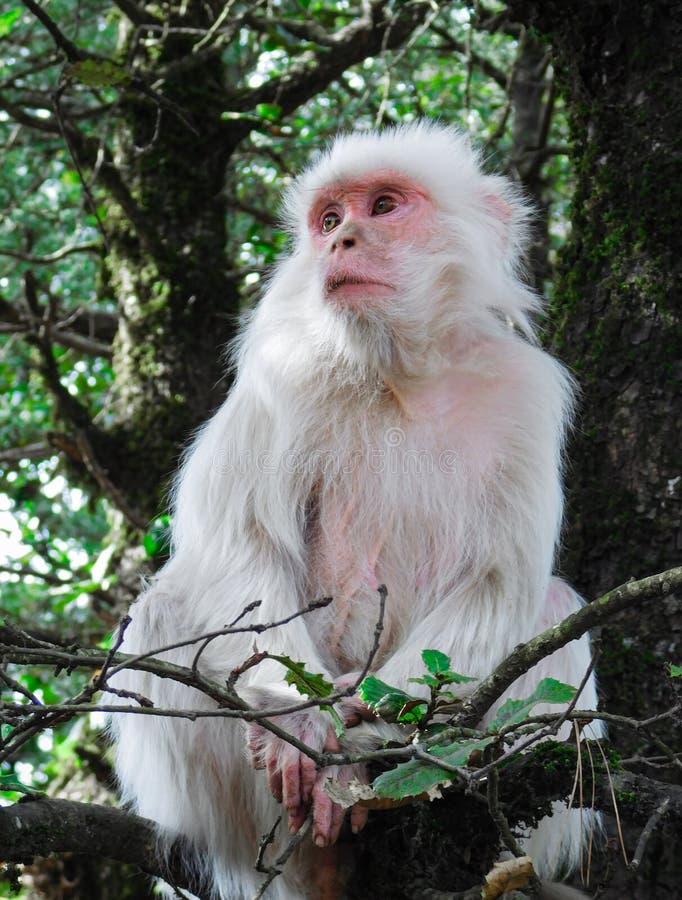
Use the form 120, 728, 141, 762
66, 59, 131, 88
270, 654, 344, 736
0, 9, 21, 37
411, 648, 478, 687
360, 652, 578, 801
372, 735, 495, 800
487, 678, 577, 731
143, 515, 171, 559
669, 663, 682, 678
359, 675, 428, 724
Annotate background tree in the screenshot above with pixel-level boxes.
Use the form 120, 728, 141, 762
0, 1, 679, 898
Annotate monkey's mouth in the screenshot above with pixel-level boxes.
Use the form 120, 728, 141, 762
326, 275, 391, 294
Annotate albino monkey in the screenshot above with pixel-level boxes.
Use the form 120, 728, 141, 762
112, 123, 599, 899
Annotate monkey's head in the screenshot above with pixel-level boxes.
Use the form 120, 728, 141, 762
257, 123, 539, 384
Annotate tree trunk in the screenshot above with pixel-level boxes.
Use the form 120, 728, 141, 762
101, 13, 247, 521
507, 0, 682, 894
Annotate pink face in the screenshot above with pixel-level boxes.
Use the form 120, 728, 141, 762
308, 170, 435, 311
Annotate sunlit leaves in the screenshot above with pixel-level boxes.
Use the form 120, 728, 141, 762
143, 514, 171, 559
0, 8, 21, 37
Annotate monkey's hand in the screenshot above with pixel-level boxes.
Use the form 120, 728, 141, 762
247, 714, 368, 847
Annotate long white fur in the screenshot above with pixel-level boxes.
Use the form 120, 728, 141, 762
111, 122, 600, 899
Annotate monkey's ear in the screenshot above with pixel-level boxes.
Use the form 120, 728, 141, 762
481, 191, 512, 224
478, 178, 528, 257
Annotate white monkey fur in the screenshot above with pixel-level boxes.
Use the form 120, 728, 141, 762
111, 123, 600, 899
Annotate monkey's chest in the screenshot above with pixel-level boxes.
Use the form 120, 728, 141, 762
304, 458, 482, 672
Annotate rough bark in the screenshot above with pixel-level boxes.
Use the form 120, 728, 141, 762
506, 0, 682, 894
101, 13, 244, 521
506, 0, 682, 750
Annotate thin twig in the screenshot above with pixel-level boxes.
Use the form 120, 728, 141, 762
630, 797, 670, 871
252, 813, 312, 899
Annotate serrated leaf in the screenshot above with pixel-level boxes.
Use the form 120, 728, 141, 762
669, 663, 682, 678
358, 675, 406, 706
358, 675, 426, 722
270, 655, 344, 736
482, 857, 534, 899
372, 736, 494, 799
408, 674, 439, 687
270, 655, 334, 698
488, 678, 577, 732
394, 699, 429, 724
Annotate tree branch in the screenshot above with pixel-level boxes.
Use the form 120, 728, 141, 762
456, 566, 682, 728
231, 0, 440, 117
0, 241, 100, 264
20, 0, 88, 63
110, 0, 162, 28
0, 443, 54, 465
0, 799, 201, 894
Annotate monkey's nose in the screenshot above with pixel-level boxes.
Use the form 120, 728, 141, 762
332, 235, 356, 252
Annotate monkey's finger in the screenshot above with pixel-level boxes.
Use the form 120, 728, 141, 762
281, 752, 302, 813
311, 779, 334, 847
322, 728, 341, 753
328, 798, 346, 845
340, 696, 375, 726
300, 752, 317, 805
287, 804, 307, 834
350, 803, 368, 834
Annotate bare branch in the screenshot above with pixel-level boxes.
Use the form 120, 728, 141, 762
230, 0, 439, 117
456, 566, 682, 729
630, 797, 671, 871
110, 0, 162, 28
0, 799, 201, 894
20, 0, 87, 63
74, 430, 148, 530
0, 241, 100, 264
0, 442, 54, 465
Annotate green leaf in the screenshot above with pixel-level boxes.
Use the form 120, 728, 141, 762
417, 650, 476, 685
66, 59, 131, 88
488, 678, 577, 732
255, 102, 283, 122
669, 663, 682, 678
422, 649, 452, 674
275, 657, 334, 698
372, 736, 494, 799
0, 9, 21, 37
358, 675, 404, 706
408, 674, 440, 687
143, 515, 171, 559
358, 677, 426, 722
358, 676, 428, 723
270, 655, 343, 736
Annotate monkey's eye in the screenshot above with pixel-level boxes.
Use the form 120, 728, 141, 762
321, 211, 341, 233
372, 195, 399, 215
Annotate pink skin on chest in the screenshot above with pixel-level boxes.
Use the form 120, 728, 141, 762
305, 350, 513, 666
